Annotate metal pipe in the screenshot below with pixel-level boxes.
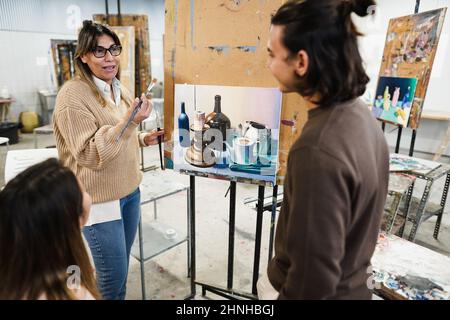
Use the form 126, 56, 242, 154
227, 181, 236, 289
189, 176, 196, 296
268, 185, 278, 263
105, 0, 109, 24
252, 185, 265, 295
117, 0, 122, 25
409, 129, 416, 156
395, 126, 402, 154
415, 0, 420, 14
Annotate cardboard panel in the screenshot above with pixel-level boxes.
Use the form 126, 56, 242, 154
164, 0, 308, 185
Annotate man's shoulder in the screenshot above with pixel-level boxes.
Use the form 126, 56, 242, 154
288, 143, 348, 172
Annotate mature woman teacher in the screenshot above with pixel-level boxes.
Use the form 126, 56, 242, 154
53, 20, 164, 300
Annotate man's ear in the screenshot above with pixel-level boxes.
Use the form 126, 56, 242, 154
294, 50, 309, 77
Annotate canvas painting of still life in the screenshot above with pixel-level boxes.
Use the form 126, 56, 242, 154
372, 76, 417, 127
171, 84, 282, 185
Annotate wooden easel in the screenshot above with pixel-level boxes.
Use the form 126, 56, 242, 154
378, 0, 447, 157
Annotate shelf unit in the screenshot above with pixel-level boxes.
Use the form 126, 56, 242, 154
396, 163, 450, 241
131, 171, 190, 300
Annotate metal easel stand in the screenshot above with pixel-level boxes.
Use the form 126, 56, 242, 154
380, 121, 404, 154
187, 176, 281, 300
382, 121, 419, 156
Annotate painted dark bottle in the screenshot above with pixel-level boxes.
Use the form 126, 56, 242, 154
205, 95, 231, 151
178, 102, 191, 147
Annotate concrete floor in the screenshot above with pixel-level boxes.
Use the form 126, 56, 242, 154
1, 131, 450, 300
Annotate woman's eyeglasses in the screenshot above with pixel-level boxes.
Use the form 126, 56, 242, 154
92, 45, 122, 58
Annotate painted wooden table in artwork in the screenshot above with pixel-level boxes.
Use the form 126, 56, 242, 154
371, 233, 450, 300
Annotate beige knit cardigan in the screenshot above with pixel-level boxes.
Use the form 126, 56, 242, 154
53, 79, 144, 203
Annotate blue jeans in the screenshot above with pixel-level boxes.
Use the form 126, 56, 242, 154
83, 188, 141, 300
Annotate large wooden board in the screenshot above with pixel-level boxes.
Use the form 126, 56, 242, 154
164, 0, 308, 185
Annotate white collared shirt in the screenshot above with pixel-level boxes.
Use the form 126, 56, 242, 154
92, 75, 122, 108
84, 76, 123, 226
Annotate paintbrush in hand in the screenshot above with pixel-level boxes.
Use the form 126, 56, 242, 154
154, 106, 165, 170
116, 78, 158, 141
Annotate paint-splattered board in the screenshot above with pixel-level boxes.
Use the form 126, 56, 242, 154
164, 0, 308, 185
378, 8, 447, 129
371, 233, 450, 300
93, 14, 152, 97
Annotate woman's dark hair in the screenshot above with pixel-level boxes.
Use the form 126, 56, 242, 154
74, 20, 125, 107
271, 0, 376, 107
0, 158, 100, 300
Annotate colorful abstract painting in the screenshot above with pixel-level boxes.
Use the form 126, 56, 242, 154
378, 8, 447, 129
372, 76, 417, 127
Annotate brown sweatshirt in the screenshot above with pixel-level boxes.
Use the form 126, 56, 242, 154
268, 98, 389, 299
